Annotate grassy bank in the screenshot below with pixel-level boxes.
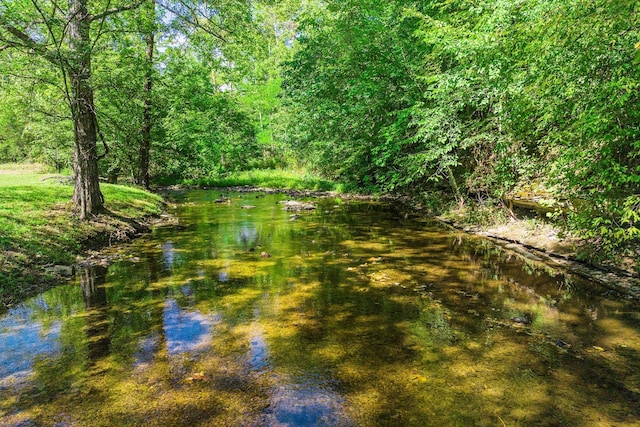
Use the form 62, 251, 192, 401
0, 163, 164, 307
180, 169, 343, 192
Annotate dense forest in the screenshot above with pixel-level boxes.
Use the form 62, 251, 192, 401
1, 0, 639, 259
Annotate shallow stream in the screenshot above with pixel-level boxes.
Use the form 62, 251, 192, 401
1, 190, 639, 426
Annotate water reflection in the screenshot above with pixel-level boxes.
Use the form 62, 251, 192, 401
163, 299, 217, 356
0, 191, 639, 426
247, 307, 269, 371
237, 223, 259, 247
162, 240, 176, 270
262, 377, 349, 426
0, 305, 61, 388
80, 266, 110, 363
133, 334, 160, 368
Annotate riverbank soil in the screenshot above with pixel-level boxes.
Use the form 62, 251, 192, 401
0, 163, 164, 307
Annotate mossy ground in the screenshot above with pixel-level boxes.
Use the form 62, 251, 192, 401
0, 163, 164, 307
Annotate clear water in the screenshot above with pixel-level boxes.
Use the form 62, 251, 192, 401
1, 190, 639, 426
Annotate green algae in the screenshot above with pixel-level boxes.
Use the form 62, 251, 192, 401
1, 191, 639, 426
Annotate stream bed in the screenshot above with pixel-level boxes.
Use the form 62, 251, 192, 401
1, 190, 639, 426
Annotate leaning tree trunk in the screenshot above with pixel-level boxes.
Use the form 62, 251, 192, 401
69, 0, 104, 219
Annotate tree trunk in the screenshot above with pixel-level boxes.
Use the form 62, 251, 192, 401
139, 2, 155, 190
69, 0, 103, 219
446, 165, 465, 209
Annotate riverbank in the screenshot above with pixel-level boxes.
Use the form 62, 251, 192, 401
81, 174, 640, 301
0, 164, 164, 308
167, 183, 640, 299
435, 204, 640, 301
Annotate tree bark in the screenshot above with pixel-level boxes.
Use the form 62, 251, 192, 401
139, 31, 154, 189
69, 0, 103, 219
446, 165, 465, 209
139, 0, 155, 190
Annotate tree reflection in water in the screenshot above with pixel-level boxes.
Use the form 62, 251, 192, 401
80, 265, 110, 364
1, 191, 639, 426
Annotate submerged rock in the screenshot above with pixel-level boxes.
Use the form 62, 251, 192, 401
44, 265, 75, 277
279, 200, 316, 211
510, 316, 530, 325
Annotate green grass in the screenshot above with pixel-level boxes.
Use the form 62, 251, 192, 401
0, 162, 53, 187
0, 163, 164, 307
183, 169, 343, 192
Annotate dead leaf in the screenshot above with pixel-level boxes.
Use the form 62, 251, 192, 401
186, 371, 210, 382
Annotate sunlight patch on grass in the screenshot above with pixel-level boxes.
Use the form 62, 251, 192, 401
0, 163, 164, 306
184, 169, 342, 192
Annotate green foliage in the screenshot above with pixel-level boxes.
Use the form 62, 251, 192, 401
280, 0, 426, 192
156, 51, 258, 181
0, 52, 73, 170
279, 0, 640, 259
92, 25, 151, 181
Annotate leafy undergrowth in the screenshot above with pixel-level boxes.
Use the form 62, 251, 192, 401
0, 164, 164, 307
181, 169, 343, 192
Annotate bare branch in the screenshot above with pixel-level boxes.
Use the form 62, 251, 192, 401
29, 0, 69, 67
41, 0, 72, 50
89, 1, 145, 23
90, 0, 112, 53
31, 107, 73, 121
96, 122, 109, 161
4, 71, 65, 92
156, 0, 226, 42
0, 42, 18, 52
49, 0, 67, 17
176, 0, 232, 35
92, 108, 109, 161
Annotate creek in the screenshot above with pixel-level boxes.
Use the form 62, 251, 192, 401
1, 190, 639, 426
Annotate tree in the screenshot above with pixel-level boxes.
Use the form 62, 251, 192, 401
280, 0, 426, 191
93, 0, 254, 186
0, 65, 72, 167
138, 0, 156, 189
1, 0, 144, 219
156, 49, 257, 181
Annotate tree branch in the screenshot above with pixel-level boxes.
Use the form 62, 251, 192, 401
94, 114, 109, 161
89, 1, 146, 23
0, 23, 59, 64
156, 1, 226, 42
5, 71, 66, 93
30, 0, 69, 68
91, 0, 112, 53
31, 106, 73, 121
0, 42, 17, 52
